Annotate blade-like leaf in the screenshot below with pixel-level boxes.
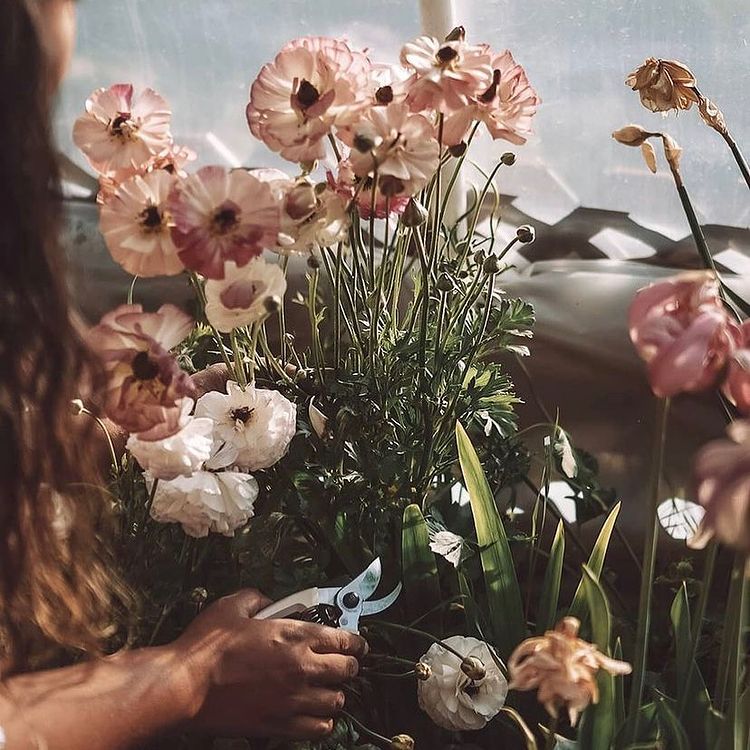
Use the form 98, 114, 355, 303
614, 637, 626, 731
569, 502, 621, 623
456, 421, 525, 657
670, 583, 692, 688
401, 504, 441, 622
537, 520, 565, 633
655, 698, 689, 750
578, 565, 616, 750
499, 706, 536, 750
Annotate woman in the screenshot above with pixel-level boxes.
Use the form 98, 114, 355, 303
0, 1, 365, 747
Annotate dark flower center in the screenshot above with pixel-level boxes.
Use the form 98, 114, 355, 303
375, 85, 394, 105
297, 79, 320, 109
231, 407, 254, 423
479, 69, 502, 103
436, 46, 459, 65
132, 351, 160, 381
463, 682, 480, 697
211, 202, 240, 235
139, 204, 163, 230
110, 113, 133, 136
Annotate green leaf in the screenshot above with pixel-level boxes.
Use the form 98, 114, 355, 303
614, 638, 626, 731
456, 421, 525, 657
569, 502, 621, 623
578, 565, 616, 750
655, 697, 689, 750
499, 706, 537, 750
537, 520, 565, 633
401, 504, 441, 621
670, 583, 692, 688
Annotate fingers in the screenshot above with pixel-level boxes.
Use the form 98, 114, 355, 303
221, 589, 273, 617
309, 626, 368, 658
308, 653, 360, 685
277, 716, 334, 740
291, 688, 345, 718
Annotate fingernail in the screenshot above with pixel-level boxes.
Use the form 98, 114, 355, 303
362, 638, 370, 656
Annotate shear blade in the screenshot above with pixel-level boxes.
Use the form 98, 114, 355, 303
360, 582, 402, 616
338, 557, 383, 605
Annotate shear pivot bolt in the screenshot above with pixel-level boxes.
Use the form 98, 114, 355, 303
342, 592, 360, 609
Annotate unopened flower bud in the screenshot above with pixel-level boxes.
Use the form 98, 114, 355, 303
71, 398, 85, 416
285, 181, 317, 221
263, 296, 281, 314
401, 198, 428, 227
448, 142, 467, 158
190, 587, 208, 604
661, 133, 683, 173
516, 225, 535, 244
415, 662, 432, 681
612, 124, 653, 147
436, 273, 453, 292
390, 735, 415, 750
461, 656, 487, 681
698, 96, 727, 136
500, 152, 516, 166
473, 249, 486, 265
483, 255, 501, 274
299, 159, 317, 174
307, 255, 321, 270
445, 25, 465, 42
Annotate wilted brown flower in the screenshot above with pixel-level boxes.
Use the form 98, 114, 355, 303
508, 617, 632, 725
390, 734, 415, 750
698, 96, 728, 136
612, 124, 653, 147
625, 57, 699, 113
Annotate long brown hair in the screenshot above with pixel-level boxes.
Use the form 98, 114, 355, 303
0, 0, 126, 673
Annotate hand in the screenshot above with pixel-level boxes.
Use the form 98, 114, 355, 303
172, 589, 367, 740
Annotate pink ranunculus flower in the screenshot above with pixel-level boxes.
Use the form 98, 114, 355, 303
366, 63, 415, 107
628, 271, 739, 398
400, 35, 493, 113
246, 36, 371, 163
99, 170, 184, 278
327, 159, 409, 219
442, 49, 540, 147
722, 320, 750, 415
168, 166, 280, 280
338, 102, 440, 198
73, 84, 173, 177
689, 420, 750, 554
88, 304, 196, 440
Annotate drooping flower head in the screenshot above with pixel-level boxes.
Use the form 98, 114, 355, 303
327, 159, 409, 220
73, 84, 173, 176
417, 636, 508, 731
400, 34, 493, 113
339, 102, 440, 198
508, 617, 632, 726
99, 170, 184, 277
689, 421, 750, 554
205, 258, 287, 333
195, 381, 297, 472
625, 57, 699, 113
442, 49, 540, 147
168, 166, 280, 280
88, 304, 195, 440
127, 399, 214, 480
628, 271, 739, 397
247, 36, 371, 163
148, 469, 258, 538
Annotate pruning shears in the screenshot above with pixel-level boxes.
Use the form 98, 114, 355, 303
255, 557, 401, 633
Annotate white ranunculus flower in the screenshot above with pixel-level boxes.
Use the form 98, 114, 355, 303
417, 636, 508, 731
204, 259, 287, 333
127, 399, 214, 480
148, 470, 258, 538
195, 381, 297, 472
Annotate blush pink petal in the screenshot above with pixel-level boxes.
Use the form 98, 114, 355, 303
722, 321, 750, 414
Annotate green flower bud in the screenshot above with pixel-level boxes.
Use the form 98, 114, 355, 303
445, 25, 465, 42
501, 152, 516, 166
263, 296, 281, 314
307, 255, 321, 270
516, 224, 535, 244
415, 662, 432, 681
436, 273, 453, 292
448, 142, 467, 158
190, 587, 208, 604
483, 255, 501, 274
390, 735, 415, 750
401, 198, 428, 228
461, 656, 486, 681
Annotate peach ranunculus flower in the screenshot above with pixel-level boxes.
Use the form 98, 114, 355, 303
339, 102, 440, 198
167, 166, 280, 280
99, 170, 184, 278
246, 36, 371, 163
400, 34, 492, 114
73, 84, 173, 177
625, 57, 699, 113
327, 159, 410, 220
205, 259, 287, 333
365, 63, 415, 107
442, 49, 540, 147
628, 271, 739, 398
722, 321, 750, 415
689, 420, 750, 554
508, 617, 632, 726
88, 304, 196, 440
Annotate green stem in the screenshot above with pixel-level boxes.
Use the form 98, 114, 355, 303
127, 275, 138, 305
188, 272, 234, 374
339, 711, 391, 748
246, 322, 262, 385
278, 255, 290, 364
722, 131, 750, 193
625, 397, 670, 744
230, 329, 247, 387
367, 619, 467, 663
544, 714, 560, 750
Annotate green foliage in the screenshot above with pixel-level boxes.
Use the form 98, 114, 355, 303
401, 505, 441, 621
536, 520, 565, 633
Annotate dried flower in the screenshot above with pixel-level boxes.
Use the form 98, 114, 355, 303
88, 304, 195, 440
389, 735, 415, 750
247, 36, 371, 162
127, 399, 213, 480
628, 271, 739, 397
339, 102, 440, 198
689, 421, 750, 553
698, 96, 728, 136
612, 124, 653, 147
400, 35, 493, 113
148, 469, 258, 538
417, 635, 508, 731
168, 166, 280, 280
508, 617, 632, 725
625, 57, 699, 113
661, 133, 683, 173
204, 259, 287, 333
100, 170, 183, 277
73, 84, 172, 176
196, 381, 297, 472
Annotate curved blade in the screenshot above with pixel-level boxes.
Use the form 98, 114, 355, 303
338, 557, 382, 604
360, 582, 402, 616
